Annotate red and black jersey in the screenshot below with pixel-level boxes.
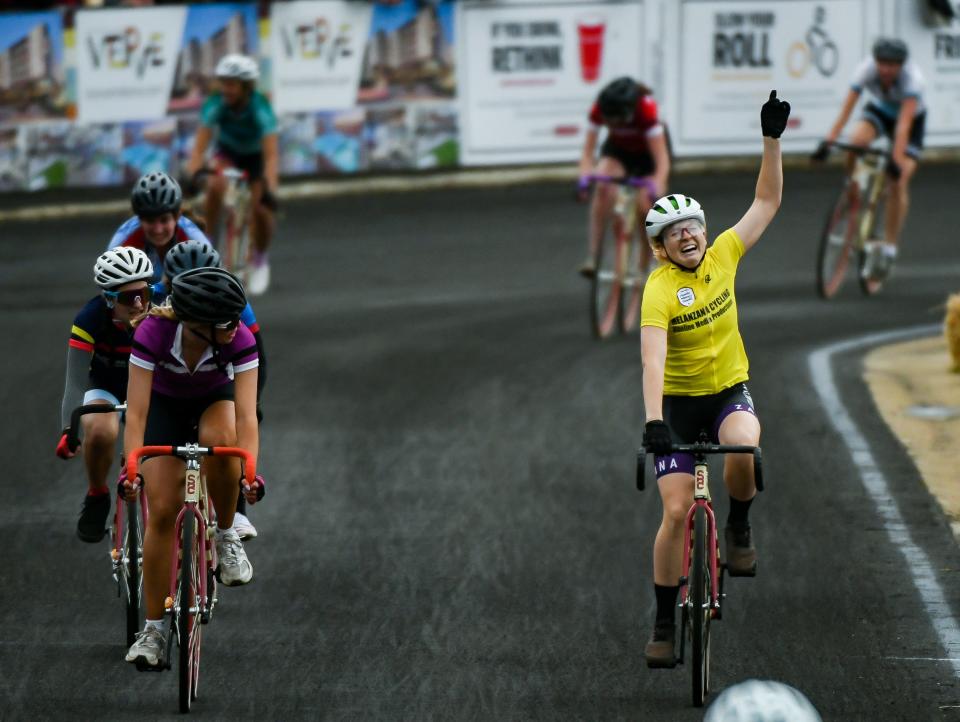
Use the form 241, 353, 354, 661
588, 94, 662, 154
69, 296, 134, 402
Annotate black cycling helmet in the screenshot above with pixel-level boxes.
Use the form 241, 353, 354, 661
873, 37, 908, 63
131, 171, 182, 217
171, 267, 246, 324
165, 240, 222, 279
598, 77, 640, 120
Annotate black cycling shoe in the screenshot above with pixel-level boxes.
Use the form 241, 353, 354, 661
77, 492, 110, 543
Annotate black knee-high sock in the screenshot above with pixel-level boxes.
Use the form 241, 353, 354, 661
727, 495, 754, 529
655, 584, 679, 624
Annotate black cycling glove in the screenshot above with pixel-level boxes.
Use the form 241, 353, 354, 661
643, 420, 673, 456
810, 140, 831, 163
885, 159, 902, 181
760, 90, 791, 139
260, 188, 279, 212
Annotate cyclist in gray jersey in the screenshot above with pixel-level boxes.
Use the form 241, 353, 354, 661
815, 38, 926, 278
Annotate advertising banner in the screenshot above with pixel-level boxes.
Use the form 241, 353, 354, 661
669, 0, 871, 155
270, 0, 373, 113
894, 0, 960, 146
169, 3, 259, 113
458, 0, 646, 166
0, 11, 67, 124
75, 7, 186, 124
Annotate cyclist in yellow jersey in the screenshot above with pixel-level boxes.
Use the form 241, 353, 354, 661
639, 91, 791, 668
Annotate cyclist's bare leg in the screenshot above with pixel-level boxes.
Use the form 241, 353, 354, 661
587, 156, 626, 259
845, 121, 878, 196
203, 162, 228, 245
653, 472, 694, 586
141, 455, 187, 620
80, 400, 118, 493
198, 400, 240, 530
250, 179, 274, 255
718, 411, 760, 502
883, 156, 917, 247
634, 186, 655, 274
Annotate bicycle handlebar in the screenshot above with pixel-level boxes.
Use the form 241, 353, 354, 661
825, 141, 890, 159
67, 403, 126, 451
584, 173, 655, 189
635, 444, 764, 493
126, 446, 256, 486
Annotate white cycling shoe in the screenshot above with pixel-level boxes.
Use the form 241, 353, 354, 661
126, 626, 166, 668
232, 511, 258, 540
216, 527, 253, 586
247, 256, 270, 296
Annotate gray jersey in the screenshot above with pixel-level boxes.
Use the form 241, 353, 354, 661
850, 57, 925, 119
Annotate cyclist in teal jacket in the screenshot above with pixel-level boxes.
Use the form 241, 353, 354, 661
186, 54, 279, 296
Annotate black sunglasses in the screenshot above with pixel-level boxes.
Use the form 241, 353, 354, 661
214, 319, 240, 331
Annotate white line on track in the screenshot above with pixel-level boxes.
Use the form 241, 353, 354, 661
808, 323, 960, 678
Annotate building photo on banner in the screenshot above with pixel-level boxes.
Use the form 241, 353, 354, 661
457, 0, 649, 166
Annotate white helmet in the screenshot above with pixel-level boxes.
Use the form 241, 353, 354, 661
94, 247, 154, 289
704, 680, 822, 722
645, 193, 706, 240
215, 54, 259, 82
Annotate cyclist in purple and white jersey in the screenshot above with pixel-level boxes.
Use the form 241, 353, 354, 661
814, 38, 925, 278
108, 172, 210, 284
124, 267, 261, 669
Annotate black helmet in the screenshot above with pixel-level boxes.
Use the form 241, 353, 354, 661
131, 171, 182, 217
171, 267, 246, 324
873, 38, 908, 63
598, 77, 640, 120
165, 240, 222, 279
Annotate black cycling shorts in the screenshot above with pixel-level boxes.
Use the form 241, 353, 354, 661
599, 139, 656, 178
861, 103, 925, 159
143, 385, 235, 447
654, 382, 758, 479
215, 145, 264, 181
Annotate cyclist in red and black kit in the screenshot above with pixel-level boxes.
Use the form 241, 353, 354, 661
577, 77, 671, 278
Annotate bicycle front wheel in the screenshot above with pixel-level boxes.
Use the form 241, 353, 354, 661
691, 506, 711, 708
122, 498, 144, 647
816, 185, 858, 299
176, 517, 203, 712
590, 231, 621, 340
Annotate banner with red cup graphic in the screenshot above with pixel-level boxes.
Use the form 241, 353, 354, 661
458, 0, 647, 166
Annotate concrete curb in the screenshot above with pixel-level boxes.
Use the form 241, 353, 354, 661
3, 149, 959, 222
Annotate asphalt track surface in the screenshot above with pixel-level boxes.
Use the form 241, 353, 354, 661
4, 162, 960, 720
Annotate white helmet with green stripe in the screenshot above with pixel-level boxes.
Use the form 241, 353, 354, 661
645, 194, 706, 240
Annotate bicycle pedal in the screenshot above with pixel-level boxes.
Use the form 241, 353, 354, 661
646, 658, 678, 670
134, 658, 166, 673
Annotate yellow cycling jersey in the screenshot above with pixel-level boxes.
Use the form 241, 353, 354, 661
640, 228, 749, 396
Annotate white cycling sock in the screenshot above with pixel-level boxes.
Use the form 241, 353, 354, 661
882, 243, 898, 259
145, 618, 164, 631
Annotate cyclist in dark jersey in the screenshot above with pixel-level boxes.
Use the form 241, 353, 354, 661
56, 247, 153, 542
186, 54, 279, 296
577, 77, 671, 278
124, 267, 262, 669
108, 172, 210, 284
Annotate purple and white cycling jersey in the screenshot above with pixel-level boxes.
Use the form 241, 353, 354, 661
130, 316, 258, 398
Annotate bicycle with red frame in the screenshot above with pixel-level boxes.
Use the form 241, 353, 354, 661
583, 174, 657, 339
637, 433, 764, 708
67, 402, 148, 647
126, 443, 257, 713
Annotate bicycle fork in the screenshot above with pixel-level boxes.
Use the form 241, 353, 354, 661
679, 463, 722, 617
